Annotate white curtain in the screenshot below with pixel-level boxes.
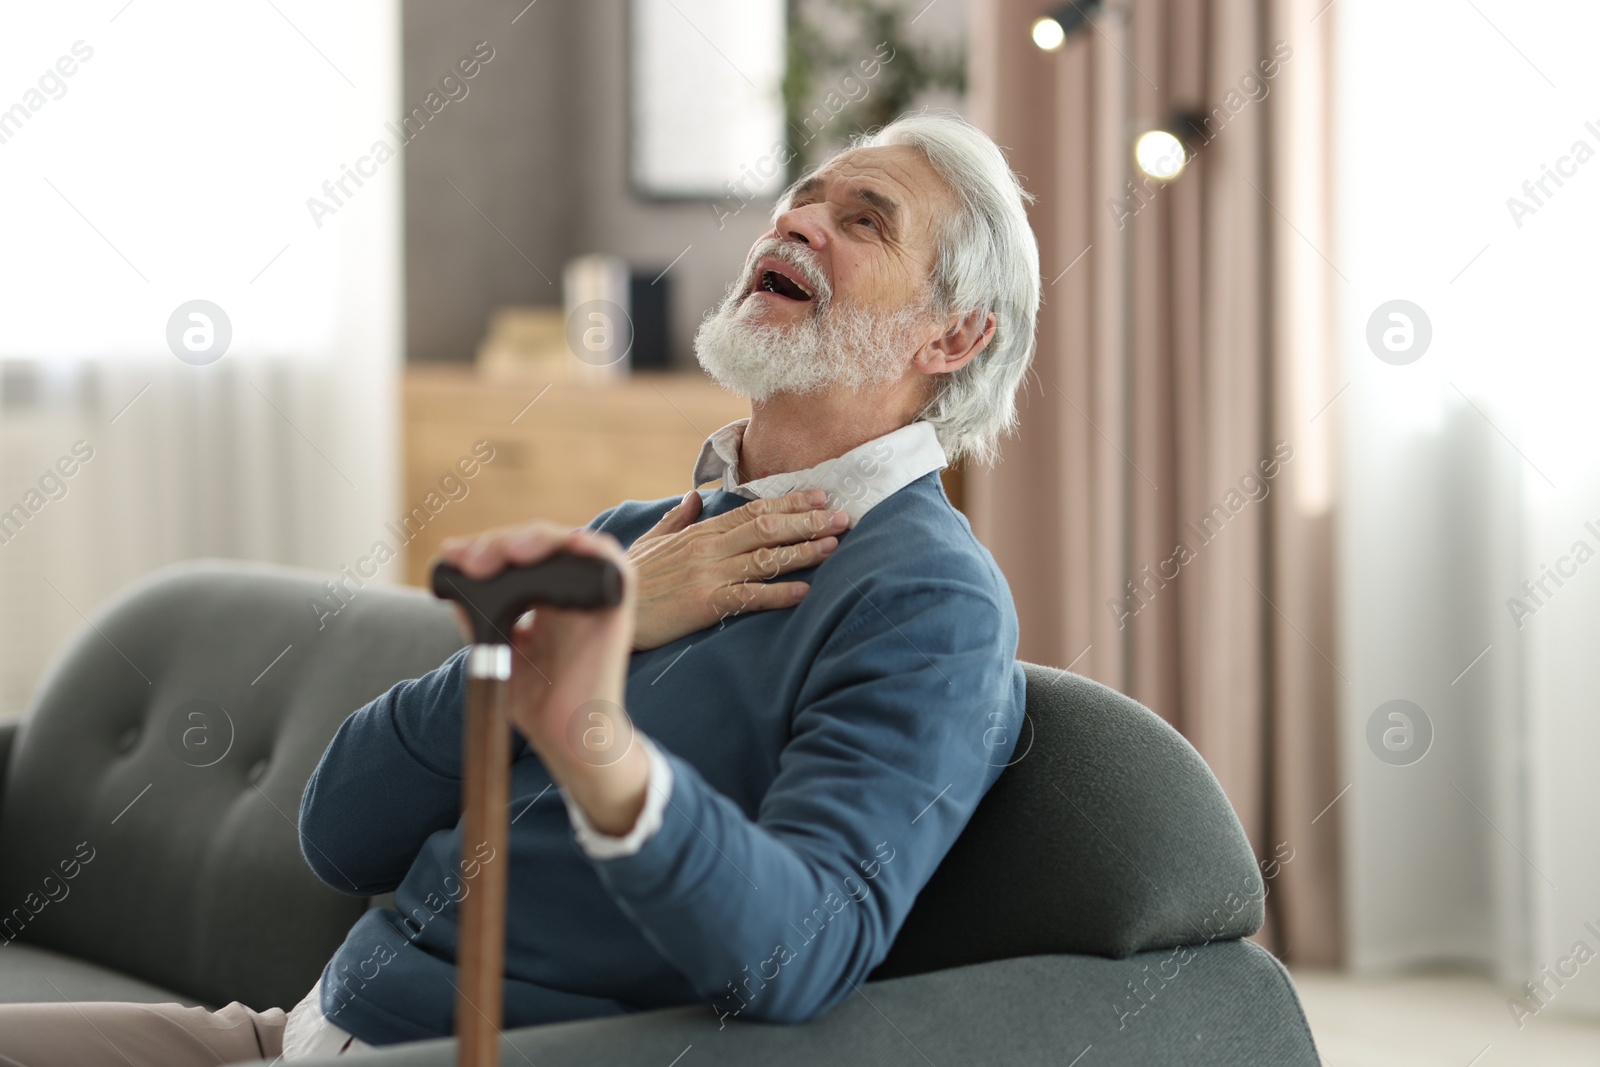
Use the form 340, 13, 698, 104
1337, 0, 1600, 1016
0, 1, 401, 718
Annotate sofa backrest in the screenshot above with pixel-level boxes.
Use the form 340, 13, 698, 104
0, 560, 467, 1011
871, 662, 1264, 979
0, 561, 1264, 1010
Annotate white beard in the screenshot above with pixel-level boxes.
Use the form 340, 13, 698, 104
693, 243, 933, 401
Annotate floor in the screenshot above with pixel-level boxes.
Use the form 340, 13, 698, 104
1291, 969, 1600, 1066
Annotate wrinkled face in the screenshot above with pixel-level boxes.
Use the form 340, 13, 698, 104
695, 145, 956, 399
740, 144, 952, 322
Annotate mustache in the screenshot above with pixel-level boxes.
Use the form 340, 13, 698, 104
740, 239, 832, 305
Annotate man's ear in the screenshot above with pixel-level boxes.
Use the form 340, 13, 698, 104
914, 309, 996, 377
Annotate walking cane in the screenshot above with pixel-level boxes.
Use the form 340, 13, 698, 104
431, 552, 623, 1067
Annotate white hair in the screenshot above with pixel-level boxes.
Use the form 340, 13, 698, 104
775, 109, 1041, 467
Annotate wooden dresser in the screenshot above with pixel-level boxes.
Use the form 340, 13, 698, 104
400, 365, 749, 587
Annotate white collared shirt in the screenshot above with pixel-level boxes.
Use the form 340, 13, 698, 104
690, 417, 948, 527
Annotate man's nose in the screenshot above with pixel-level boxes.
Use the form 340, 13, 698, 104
772, 201, 829, 249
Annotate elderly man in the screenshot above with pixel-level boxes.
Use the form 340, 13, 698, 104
0, 110, 1040, 1064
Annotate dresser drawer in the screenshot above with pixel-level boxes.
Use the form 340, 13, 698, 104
401, 367, 748, 587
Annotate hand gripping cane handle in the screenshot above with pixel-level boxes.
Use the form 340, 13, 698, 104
429, 551, 623, 1067
432, 553, 624, 645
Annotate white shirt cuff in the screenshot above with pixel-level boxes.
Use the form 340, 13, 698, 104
563, 733, 674, 860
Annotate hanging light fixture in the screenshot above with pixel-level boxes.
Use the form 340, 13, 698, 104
1032, 5, 1199, 186
1132, 111, 1207, 182
1030, 16, 1067, 51
1030, 1, 1105, 52
1133, 128, 1187, 181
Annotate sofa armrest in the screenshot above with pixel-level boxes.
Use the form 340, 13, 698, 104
871, 662, 1266, 980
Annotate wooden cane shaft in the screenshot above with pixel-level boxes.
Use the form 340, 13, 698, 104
456, 675, 511, 1067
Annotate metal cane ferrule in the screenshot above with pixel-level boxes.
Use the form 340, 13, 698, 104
467, 644, 512, 681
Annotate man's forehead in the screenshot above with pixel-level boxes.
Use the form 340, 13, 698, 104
820, 144, 928, 182
790, 145, 950, 213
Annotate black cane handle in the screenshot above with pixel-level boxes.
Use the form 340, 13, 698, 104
431, 553, 623, 646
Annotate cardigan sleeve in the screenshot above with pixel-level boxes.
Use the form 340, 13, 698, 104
297, 648, 474, 895
298, 505, 628, 894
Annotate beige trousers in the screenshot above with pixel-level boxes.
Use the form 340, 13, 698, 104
0, 999, 287, 1066
0, 981, 370, 1066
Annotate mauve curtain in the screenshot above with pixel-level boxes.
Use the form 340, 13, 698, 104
965, 0, 1341, 965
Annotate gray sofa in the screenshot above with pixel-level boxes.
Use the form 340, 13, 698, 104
0, 560, 1318, 1065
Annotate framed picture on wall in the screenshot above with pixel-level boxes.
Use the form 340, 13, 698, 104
627, 0, 787, 200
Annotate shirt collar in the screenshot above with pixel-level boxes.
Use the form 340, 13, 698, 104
691, 418, 947, 526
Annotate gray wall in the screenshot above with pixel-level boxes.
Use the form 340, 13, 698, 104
401, 0, 775, 367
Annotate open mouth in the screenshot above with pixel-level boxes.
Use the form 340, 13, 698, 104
752, 257, 815, 302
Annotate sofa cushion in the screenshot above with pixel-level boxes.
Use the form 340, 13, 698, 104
0, 942, 205, 1007
0, 560, 466, 1011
